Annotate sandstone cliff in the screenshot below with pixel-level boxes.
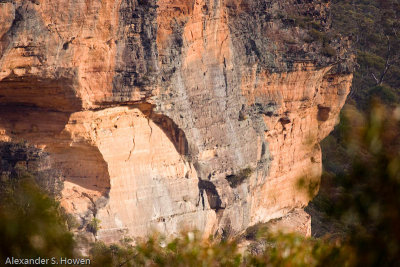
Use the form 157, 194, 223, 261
0, 0, 353, 243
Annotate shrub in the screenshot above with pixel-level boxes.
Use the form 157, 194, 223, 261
368, 85, 398, 105
322, 45, 337, 58
226, 168, 253, 188
89, 230, 353, 267
87, 218, 101, 235
0, 176, 76, 259
307, 29, 326, 43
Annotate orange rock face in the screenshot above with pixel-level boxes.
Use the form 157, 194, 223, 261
0, 0, 353, 243
243, 64, 353, 224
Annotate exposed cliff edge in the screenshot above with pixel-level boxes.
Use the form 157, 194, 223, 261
0, 0, 353, 243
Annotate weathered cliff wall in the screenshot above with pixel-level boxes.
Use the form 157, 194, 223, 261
0, 0, 353, 243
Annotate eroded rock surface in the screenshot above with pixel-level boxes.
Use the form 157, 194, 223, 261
0, 0, 353, 243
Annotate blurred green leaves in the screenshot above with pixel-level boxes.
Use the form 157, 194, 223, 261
0, 175, 75, 261
317, 101, 400, 266
90, 232, 242, 267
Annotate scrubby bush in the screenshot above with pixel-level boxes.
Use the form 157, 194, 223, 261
322, 45, 337, 58
89, 230, 353, 267
90, 232, 243, 267
226, 168, 253, 188
87, 218, 101, 235
0, 175, 76, 260
331, 0, 400, 109
317, 101, 400, 265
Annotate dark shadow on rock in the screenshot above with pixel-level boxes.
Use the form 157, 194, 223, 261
0, 75, 82, 112
0, 104, 111, 197
198, 179, 224, 212
128, 103, 190, 157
